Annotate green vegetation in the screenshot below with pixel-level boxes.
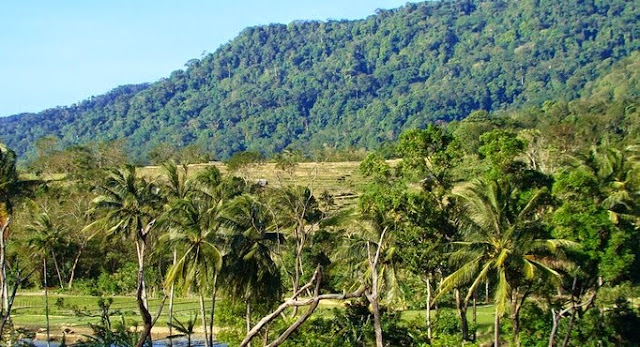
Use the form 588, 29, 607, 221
2, 0, 639, 162
0, 1, 638, 346
0, 88, 638, 346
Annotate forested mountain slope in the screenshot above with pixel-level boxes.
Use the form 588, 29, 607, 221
1, 0, 638, 161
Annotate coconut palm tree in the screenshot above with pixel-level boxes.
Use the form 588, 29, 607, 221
574, 145, 640, 225
87, 165, 164, 347
25, 211, 66, 289
164, 198, 223, 347
167, 313, 198, 347
26, 211, 65, 347
161, 162, 192, 339
193, 167, 240, 347
221, 194, 284, 345
163, 165, 243, 347
0, 143, 39, 314
269, 185, 322, 316
438, 179, 576, 347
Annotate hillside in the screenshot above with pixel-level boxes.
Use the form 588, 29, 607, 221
1, 0, 639, 161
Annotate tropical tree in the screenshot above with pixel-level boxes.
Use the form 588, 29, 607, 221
346, 154, 406, 347
164, 198, 222, 347
163, 166, 229, 347
63, 192, 98, 290
222, 193, 284, 344
269, 185, 323, 314
160, 162, 191, 338
395, 126, 463, 340
0, 143, 38, 316
167, 313, 198, 347
339, 220, 394, 347
87, 165, 165, 347
25, 211, 66, 289
548, 145, 640, 344
26, 211, 66, 347
438, 179, 576, 346
572, 145, 639, 227
395, 124, 460, 192
192, 167, 245, 347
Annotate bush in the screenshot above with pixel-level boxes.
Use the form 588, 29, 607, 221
519, 302, 552, 347
432, 309, 459, 335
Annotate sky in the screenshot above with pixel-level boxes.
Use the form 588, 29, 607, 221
0, 0, 417, 117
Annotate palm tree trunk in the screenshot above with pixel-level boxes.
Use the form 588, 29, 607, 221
455, 288, 469, 341
199, 293, 210, 347
43, 258, 51, 347
367, 242, 383, 347
262, 324, 269, 346
208, 273, 218, 346
510, 291, 525, 347
426, 276, 432, 340
371, 290, 383, 347
472, 290, 477, 342
486, 278, 490, 304
50, 250, 64, 289
561, 275, 579, 347
293, 245, 301, 317
0, 217, 9, 313
168, 249, 176, 340
549, 309, 560, 347
494, 305, 500, 347
366, 230, 386, 347
134, 239, 153, 347
246, 300, 252, 347
67, 244, 84, 289
292, 236, 304, 317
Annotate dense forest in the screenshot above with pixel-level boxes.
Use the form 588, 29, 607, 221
0, 87, 639, 346
2, 0, 639, 161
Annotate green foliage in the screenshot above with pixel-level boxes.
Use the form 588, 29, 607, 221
148, 143, 210, 165
221, 193, 284, 307
552, 145, 640, 284
478, 129, 525, 177
2, 0, 639, 161
97, 263, 137, 295
432, 309, 460, 335
359, 152, 391, 181
518, 302, 552, 347
225, 151, 264, 173
1, 62, 640, 347
70, 298, 143, 347
606, 297, 640, 346
166, 312, 198, 346
395, 125, 460, 189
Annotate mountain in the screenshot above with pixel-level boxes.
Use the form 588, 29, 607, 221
1, 0, 638, 161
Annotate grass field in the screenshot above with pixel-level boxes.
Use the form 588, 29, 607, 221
12, 293, 201, 329
11, 290, 497, 344
139, 159, 400, 199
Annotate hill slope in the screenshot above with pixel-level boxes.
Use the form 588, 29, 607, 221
1, 0, 639, 161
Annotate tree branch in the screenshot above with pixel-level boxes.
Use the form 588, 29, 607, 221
239, 266, 366, 347
266, 268, 323, 347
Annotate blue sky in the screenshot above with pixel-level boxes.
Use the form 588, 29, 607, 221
0, 0, 416, 117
